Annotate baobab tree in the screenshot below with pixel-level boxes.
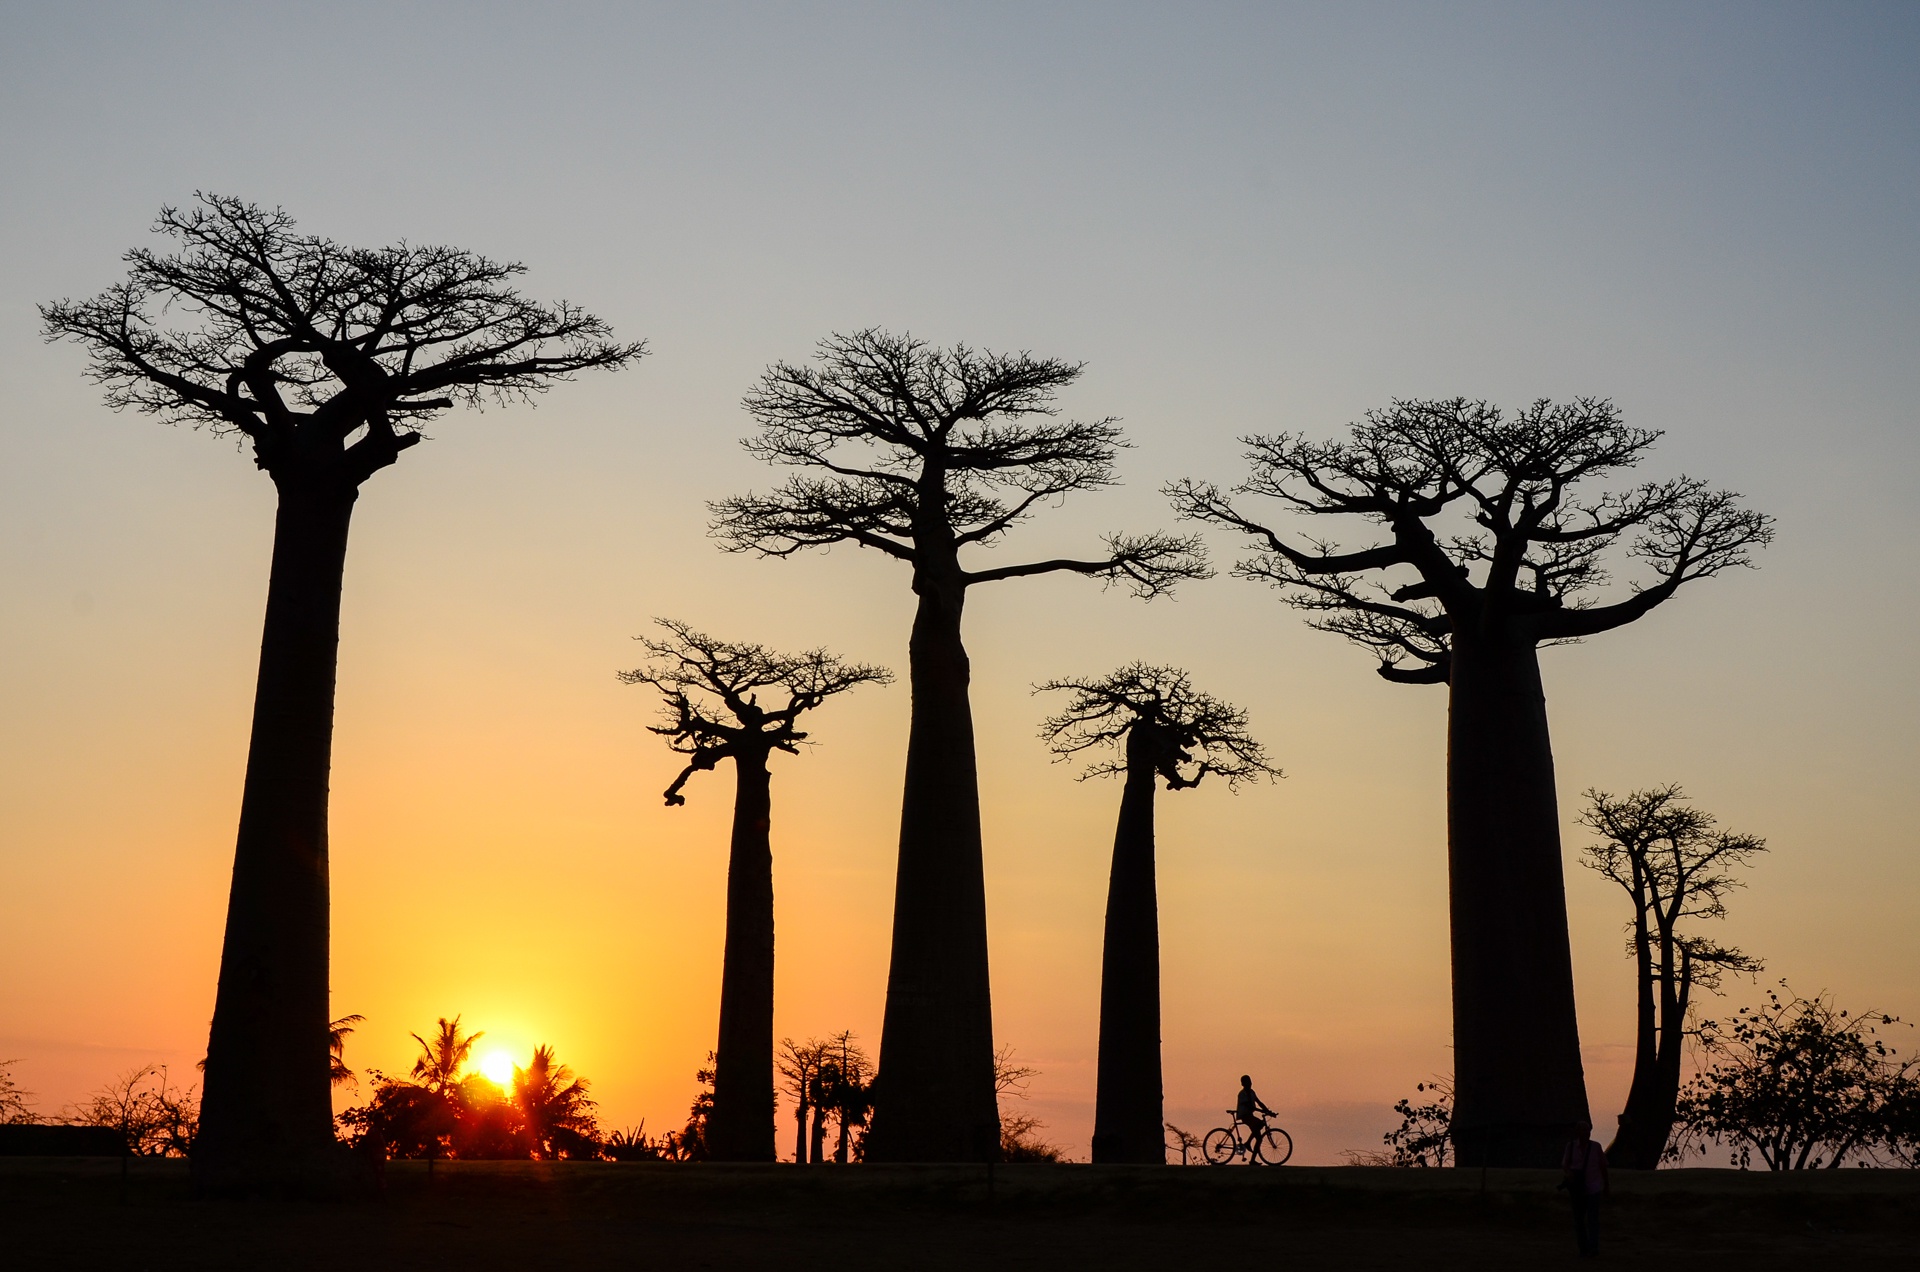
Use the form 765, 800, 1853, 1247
1168, 398, 1772, 1166
621, 621, 889, 1161
40, 195, 644, 1191
712, 330, 1207, 1161
1037, 664, 1277, 1163
1579, 786, 1765, 1168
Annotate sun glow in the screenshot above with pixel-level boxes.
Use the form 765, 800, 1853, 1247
478, 1050, 517, 1089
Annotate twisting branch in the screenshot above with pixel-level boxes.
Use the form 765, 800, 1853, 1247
1036, 663, 1279, 790
617, 620, 890, 806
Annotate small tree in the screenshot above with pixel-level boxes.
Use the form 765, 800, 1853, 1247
42, 195, 643, 1191
1670, 984, 1920, 1169
67, 1064, 200, 1157
0, 1061, 33, 1125
1579, 787, 1764, 1167
622, 622, 888, 1162
714, 331, 1207, 1161
777, 1037, 823, 1164
410, 1016, 483, 1095
993, 1046, 1063, 1163
1169, 399, 1772, 1165
513, 1045, 601, 1160
1037, 664, 1276, 1163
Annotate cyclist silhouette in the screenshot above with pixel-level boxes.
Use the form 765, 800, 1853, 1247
1235, 1074, 1274, 1140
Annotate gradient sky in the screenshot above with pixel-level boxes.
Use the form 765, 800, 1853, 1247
2, 2, 1916, 1163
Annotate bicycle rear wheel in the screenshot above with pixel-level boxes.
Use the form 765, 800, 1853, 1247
1201, 1127, 1238, 1165
1256, 1127, 1293, 1165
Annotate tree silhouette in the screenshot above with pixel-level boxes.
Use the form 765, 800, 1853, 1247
1038, 664, 1277, 1163
1579, 786, 1765, 1167
328, 1014, 364, 1090
40, 195, 643, 1191
1169, 398, 1772, 1166
713, 330, 1207, 1160
512, 1045, 601, 1160
410, 1016, 483, 1095
621, 622, 888, 1161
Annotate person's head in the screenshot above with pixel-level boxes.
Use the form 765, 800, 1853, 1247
1576, 1119, 1593, 1137
1240, 1075, 1252, 1089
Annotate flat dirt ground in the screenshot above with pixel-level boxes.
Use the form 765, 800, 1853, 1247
5, 1158, 1916, 1270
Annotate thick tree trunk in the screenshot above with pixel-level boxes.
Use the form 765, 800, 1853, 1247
865, 580, 1000, 1162
1606, 899, 1663, 1167
1091, 740, 1166, 1163
193, 481, 357, 1194
706, 754, 776, 1161
1445, 635, 1590, 1167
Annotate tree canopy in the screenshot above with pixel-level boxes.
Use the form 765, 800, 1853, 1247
1036, 663, 1279, 790
40, 193, 644, 487
1168, 398, 1773, 682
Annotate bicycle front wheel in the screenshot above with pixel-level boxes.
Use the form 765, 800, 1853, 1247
1202, 1127, 1238, 1165
1256, 1127, 1293, 1165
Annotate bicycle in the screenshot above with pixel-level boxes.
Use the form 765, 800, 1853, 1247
1202, 1110, 1293, 1165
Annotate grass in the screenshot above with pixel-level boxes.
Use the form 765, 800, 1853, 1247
5, 1157, 1917, 1270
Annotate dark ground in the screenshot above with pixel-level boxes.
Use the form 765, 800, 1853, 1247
5, 1157, 1916, 1270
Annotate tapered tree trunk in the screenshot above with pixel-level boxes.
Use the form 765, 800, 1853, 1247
706, 753, 776, 1161
1607, 892, 1663, 1167
866, 578, 1000, 1162
193, 481, 357, 1194
1091, 735, 1166, 1163
1445, 635, 1590, 1167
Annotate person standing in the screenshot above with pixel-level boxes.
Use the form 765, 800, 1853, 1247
1561, 1120, 1609, 1257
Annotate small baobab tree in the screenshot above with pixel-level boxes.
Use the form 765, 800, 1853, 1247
1579, 786, 1764, 1168
40, 195, 644, 1191
713, 330, 1207, 1161
1169, 398, 1772, 1166
1037, 664, 1278, 1163
621, 621, 889, 1162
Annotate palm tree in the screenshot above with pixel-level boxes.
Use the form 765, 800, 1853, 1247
410, 1017, 482, 1095
1038, 664, 1277, 1163
327, 1014, 364, 1090
513, 1046, 600, 1160
622, 622, 888, 1161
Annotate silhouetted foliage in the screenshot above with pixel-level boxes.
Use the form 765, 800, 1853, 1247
1039, 664, 1276, 1163
623, 623, 886, 1162
411, 1016, 483, 1095
602, 1123, 669, 1161
1170, 399, 1772, 1167
1038, 663, 1278, 790
40, 194, 644, 1188
714, 330, 1207, 1162
513, 1045, 601, 1160
993, 1046, 1063, 1163
336, 1022, 600, 1161
1579, 787, 1765, 1167
328, 1014, 363, 1091
1669, 984, 1920, 1169
0, 1060, 33, 1125
1164, 1122, 1204, 1165
776, 1035, 872, 1164
655, 1054, 716, 1162
66, 1064, 200, 1157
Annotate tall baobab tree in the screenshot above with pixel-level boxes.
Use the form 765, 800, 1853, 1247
712, 330, 1207, 1161
1037, 664, 1277, 1163
621, 621, 889, 1162
1579, 786, 1765, 1168
1168, 398, 1772, 1166
40, 195, 644, 1191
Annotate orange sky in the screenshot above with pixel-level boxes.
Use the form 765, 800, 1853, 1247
3, 4, 1917, 1163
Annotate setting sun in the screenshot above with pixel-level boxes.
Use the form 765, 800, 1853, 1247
478, 1051, 517, 1090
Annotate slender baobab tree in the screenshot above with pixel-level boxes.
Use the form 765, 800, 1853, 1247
40, 195, 644, 1191
1579, 786, 1764, 1168
712, 330, 1207, 1161
1169, 398, 1772, 1166
1037, 664, 1277, 1163
621, 621, 889, 1161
